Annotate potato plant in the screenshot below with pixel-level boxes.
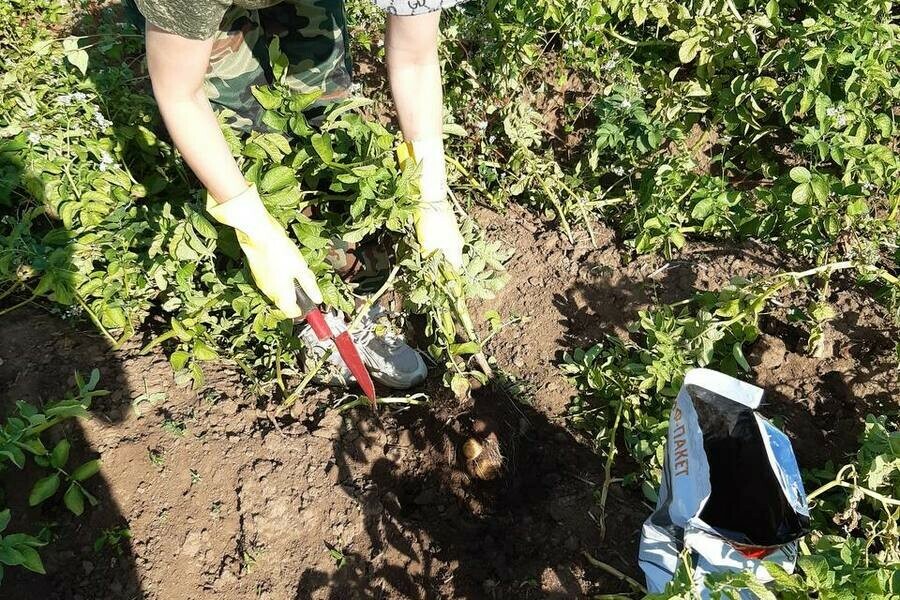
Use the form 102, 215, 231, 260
0, 370, 105, 585
437, 0, 898, 285
0, 11, 507, 394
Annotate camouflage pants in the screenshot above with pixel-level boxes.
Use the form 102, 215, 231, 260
206, 0, 354, 131
125, 0, 353, 131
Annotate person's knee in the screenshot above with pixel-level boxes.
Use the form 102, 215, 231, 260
385, 12, 440, 60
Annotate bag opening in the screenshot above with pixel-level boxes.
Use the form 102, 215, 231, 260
688, 384, 809, 547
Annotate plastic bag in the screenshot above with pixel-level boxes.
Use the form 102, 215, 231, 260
639, 368, 810, 596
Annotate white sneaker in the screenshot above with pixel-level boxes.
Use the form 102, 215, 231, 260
353, 305, 428, 389
297, 310, 354, 387
297, 306, 427, 390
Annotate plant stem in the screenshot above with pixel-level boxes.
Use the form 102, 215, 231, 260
282, 347, 334, 409
274, 340, 285, 394
0, 293, 36, 316
781, 261, 854, 280
603, 26, 674, 47
808, 478, 900, 507
597, 399, 625, 540
582, 551, 647, 594
559, 178, 597, 247
539, 176, 574, 243
437, 262, 494, 378
140, 329, 179, 355
30, 418, 61, 437
0, 282, 22, 302
74, 292, 118, 347
446, 155, 499, 207
336, 394, 428, 413
347, 265, 400, 333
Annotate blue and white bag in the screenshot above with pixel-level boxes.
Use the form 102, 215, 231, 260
639, 369, 810, 596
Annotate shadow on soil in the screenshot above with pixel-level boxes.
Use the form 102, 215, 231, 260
295, 383, 648, 599
0, 309, 143, 599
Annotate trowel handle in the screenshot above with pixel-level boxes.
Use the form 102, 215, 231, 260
296, 287, 332, 341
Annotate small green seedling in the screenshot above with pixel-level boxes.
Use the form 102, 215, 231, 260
94, 527, 131, 556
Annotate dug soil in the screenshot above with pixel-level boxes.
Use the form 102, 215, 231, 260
3, 207, 898, 599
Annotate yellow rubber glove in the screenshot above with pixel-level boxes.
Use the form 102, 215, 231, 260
206, 184, 321, 318
398, 138, 464, 270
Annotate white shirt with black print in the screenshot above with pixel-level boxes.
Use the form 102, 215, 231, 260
373, 0, 468, 16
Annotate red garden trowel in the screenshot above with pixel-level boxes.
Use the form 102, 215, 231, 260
295, 287, 376, 402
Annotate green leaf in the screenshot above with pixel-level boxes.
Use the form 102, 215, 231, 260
810, 176, 829, 203
29, 474, 60, 506
293, 221, 331, 250
257, 133, 292, 160
264, 185, 301, 208
0, 446, 27, 468
261, 110, 289, 132
789, 166, 811, 183
188, 210, 218, 240
678, 36, 701, 63
170, 350, 190, 371
641, 480, 659, 503
798, 554, 829, 587
791, 183, 811, 204
250, 86, 282, 110
260, 165, 296, 194
635, 232, 654, 254
764, 561, 804, 591
101, 306, 128, 329
801, 47, 825, 62
18, 546, 45, 575
72, 459, 101, 481
442, 123, 468, 137
288, 90, 323, 112
0, 546, 24, 567
66, 49, 89, 76
632, 4, 648, 24
733, 342, 751, 371
289, 115, 313, 137
450, 342, 481, 356
873, 113, 892, 137
50, 439, 70, 470
691, 198, 715, 220
311, 133, 334, 164
269, 37, 289, 82
0, 509, 10, 533
86, 369, 101, 391
743, 576, 777, 600
847, 198, 868, 217
43, 404, 89, 420
192, 340, 219, 361
64, 484, 85, 516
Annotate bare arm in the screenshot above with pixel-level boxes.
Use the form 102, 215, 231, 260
145, 24, 247, 203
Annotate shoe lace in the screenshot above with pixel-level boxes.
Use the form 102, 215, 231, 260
352, 309, 404, 350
